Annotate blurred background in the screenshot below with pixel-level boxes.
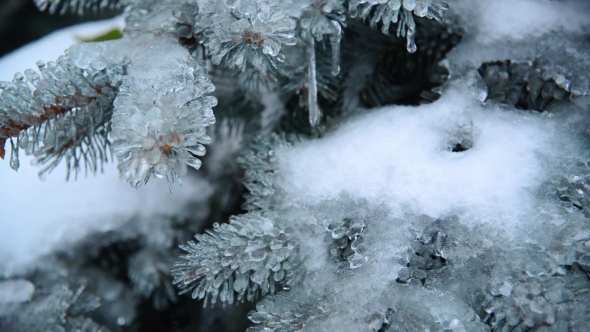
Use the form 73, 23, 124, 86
0, 0, 121, 57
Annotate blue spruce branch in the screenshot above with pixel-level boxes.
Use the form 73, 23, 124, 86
2, 0, 449, 186
0, 54, 122, 179
171, 213, 300, 307
348, 0, 449, 52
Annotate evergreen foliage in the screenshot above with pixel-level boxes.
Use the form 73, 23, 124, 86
0, 0, 449, 186
0, 278, 108, 332
171, 213, 300, 306
237, 134, 303, 212
348, 0, 449, 53
3, 1, 590, 332
0, 55, 121, 178
478, 59, 572, 111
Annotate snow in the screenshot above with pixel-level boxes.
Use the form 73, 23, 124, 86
0, 279, 35, 303
277, 90, 560, 230
271, 90, 590, 330
0, 16, 212, 277
271, 88, 589, 329
0, 0, 589, 330
274, 1, 590, 238
271, 0, 590, 233
452, 0, 590, 44
257, 1, 590, 329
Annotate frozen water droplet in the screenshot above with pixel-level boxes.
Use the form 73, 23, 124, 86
262, 39, 281, 57
403, 0, 416, 11
187, 156, 202, 170
186, 145, 206, 156
219, 281, 229, 302
331, 226, 347, 239
250, 248, 268, 261
366, 313, 384, 330
397, 268, 411, 282
406, 37, 417, 53
348, 253, 364, 269
18, 131, 28, 149
465, 71, 488, 102
250, 270, 267, 285
225, 246, 240, 256
221, 256, 233, 267
9, 139, 19, 170
556, 177, 570, 192
273, 269, 285, 281
527, 281, 542, 295
233, 273, 248, 292
499, 281, 513, 297
414, 0, 429, 17
13, 72, 24, 82
530, 297, 550, 314
249, 311, 272, 323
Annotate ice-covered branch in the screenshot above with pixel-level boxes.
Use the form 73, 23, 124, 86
0, 51, 122, 178
194, 0, 297, 75
109, 34, 217, 188
348, 0, 449, 52
1, 32, 218, 188
237, 133, 303, 212
172, 213, 300, 307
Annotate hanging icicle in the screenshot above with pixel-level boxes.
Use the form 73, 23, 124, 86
306, 37, 321, 127
329, 21, 342, 76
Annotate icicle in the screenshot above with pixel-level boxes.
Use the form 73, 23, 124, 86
166, 174, 174, 193
172, 168, 182, 186
18, 131, 28, 150
405, 13, 417, 53
329, 22, 342, 76
9, 138, 20, 170
227, 275, 234, 305
306, 37, 321, 127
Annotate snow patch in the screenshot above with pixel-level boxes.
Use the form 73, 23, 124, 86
0, 279, 35, 303
277, 90, 556, 229
453, 0, 590, 44
0, 153, 212, 276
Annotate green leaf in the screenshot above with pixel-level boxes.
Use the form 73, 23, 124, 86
78, 28, 122, 43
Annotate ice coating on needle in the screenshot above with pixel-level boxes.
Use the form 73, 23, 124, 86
109, 34, 217, 187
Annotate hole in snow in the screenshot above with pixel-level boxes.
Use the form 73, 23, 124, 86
451, 143, 469, 152
447, 122, 474, 153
